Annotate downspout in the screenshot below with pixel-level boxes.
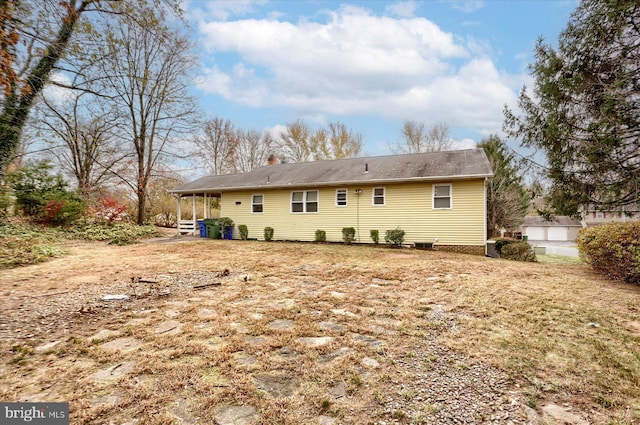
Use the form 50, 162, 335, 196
483, 178, 488, 256
355, 188, 362, 242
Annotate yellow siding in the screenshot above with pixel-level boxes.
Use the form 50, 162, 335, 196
220, 179, 486, 245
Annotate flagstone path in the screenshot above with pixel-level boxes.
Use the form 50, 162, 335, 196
1, 267, 592, 424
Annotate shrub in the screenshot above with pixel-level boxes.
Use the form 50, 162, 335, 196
0, 222, 160, 268
315, 229, 326, 242
494, 238, 516, 255
218, 217, 234, 231
385, 227, 405, 247
6, 161, 85, 224
153, 211, 176, 228
264, 226, 274, 241
95, 197, 128, 224
0, 187, 12, 222
66, 222, 159, 244
39, 192, 85, 225
370, 229, 379, 244
218, 217, 234, 239
7, 160, 67, 217
500, 241, 536, 262
577, 222, 640, 284
342, 227, 356, 244
0, 224, 66, 269
238, 224, 248, 240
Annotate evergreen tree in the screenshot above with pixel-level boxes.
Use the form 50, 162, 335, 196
478, 135, 530, 238
504, 0, 639, 217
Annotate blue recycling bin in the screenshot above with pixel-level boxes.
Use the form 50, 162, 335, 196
223, 227, 233, 240
197, 220, 206, 237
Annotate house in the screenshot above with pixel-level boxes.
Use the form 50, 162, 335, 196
169, 149, 493, 255
521, 216, 583, 242
581, 204, 640, 227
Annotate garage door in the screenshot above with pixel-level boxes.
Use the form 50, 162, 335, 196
547, 227, 568, 241
525, 227, 545, 240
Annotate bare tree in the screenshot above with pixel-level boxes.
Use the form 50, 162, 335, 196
93, 2, 197, 224
39, 92, 125, 197
279, 119, 364, 162
231, 129, 274, 173
278, 119, 313, 163
391, 121, 453, 154
193, 117, 237, 175
322, 121, 363, 159
0, 0, 125, 179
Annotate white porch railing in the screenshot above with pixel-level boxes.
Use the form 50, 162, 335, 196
178, 219, 196, 235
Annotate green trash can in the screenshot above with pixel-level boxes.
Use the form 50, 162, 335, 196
203, 218, 219, 239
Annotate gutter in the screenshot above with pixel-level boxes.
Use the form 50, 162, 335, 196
168, 173, 494, 195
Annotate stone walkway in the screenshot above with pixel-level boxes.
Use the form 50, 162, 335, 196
6, 270, 593, 424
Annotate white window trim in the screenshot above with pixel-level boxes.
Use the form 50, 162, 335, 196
251, 193, 264, 214
336, 188, 348, 207
372, 187, 385, 206
291, 190, 320, 214
432, 183, 452, 210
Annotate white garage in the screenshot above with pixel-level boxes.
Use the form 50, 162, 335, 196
524, 226, 545, 240
522, 216, 583, 242
547, 227, 569, 241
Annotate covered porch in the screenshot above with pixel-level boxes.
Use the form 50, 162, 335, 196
175, 192, 221, 235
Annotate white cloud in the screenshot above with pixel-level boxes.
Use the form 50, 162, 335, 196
42, 72, 74, 106
196, 5, 518, 137
264, 124, 287, 140
385, 1, 419, 18
446, 1, 485, 13
186, 0, 266, 22
450, 138, 477, 150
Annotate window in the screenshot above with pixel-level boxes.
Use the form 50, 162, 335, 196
433, 184, 452, 209
373, 187, 385, 206
252, 194, 263, 213
596, 211, 604, 219
336, 188, 347, 206
291, 190, 319, 213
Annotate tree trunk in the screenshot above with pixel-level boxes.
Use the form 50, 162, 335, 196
136, 186, 146, 225
0, 1, 91, 178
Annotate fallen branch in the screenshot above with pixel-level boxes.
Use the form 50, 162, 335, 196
32, 290, 70, 298
193, 282, 222, 290
138, 278, 161, 284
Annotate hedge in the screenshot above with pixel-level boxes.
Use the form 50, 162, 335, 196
576, 222, 640, 284
501, 241, 536, 262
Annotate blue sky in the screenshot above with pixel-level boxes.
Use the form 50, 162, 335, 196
183, 0, 578, 156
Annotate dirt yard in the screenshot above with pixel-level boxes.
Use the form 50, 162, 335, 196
1, 232, 639, 424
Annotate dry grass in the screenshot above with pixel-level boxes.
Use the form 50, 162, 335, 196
0, 237, 639, 424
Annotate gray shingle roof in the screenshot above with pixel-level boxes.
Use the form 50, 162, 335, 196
523, 216, 582, 227
170, 149, 493, 194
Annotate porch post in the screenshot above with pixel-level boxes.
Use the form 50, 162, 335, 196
192, 194, 197, 235
204, 193, 208, 219
176, 195, 182, 234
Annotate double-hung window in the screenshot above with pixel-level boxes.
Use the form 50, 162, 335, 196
373, 187, 385, 206
291, 190, 319, 213
336, 188, 347, 206
252, 194, 263, 213
433, 184, 452, 209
